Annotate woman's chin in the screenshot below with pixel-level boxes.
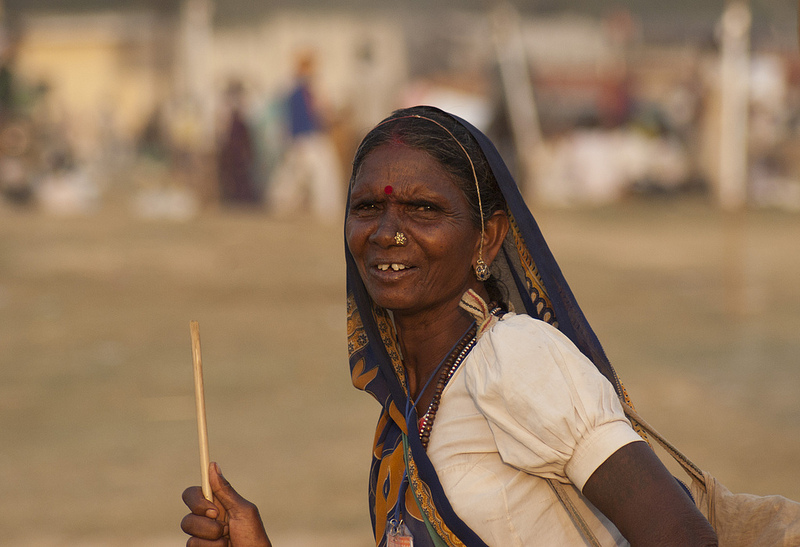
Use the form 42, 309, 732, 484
369, 294, 416, 313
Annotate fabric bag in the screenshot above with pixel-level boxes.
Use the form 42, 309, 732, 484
622, 403, 800, 547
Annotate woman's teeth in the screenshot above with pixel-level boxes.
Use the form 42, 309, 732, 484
377, 264, 408, 271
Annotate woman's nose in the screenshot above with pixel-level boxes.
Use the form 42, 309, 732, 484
370, 209, 403, 247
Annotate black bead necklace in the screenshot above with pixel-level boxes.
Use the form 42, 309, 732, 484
418, 324, 477, 449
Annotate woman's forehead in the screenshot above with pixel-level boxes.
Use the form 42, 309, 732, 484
356, 144, 447, 179
352, 145, 462, 196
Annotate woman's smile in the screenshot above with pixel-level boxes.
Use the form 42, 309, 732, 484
374, 262, 412, 272
378, 262, 406, 272
369, 257, 415, 278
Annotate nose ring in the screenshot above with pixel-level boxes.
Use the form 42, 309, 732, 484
394, 232, 407, 246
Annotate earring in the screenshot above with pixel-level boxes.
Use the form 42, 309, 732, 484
474, 257, 491, 281
394, 232, 407, 246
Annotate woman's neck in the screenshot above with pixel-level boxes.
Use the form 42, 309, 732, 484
393, 305, 475, 399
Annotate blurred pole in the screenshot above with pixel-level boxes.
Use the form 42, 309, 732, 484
180, 0, 215, 152
719, 2, 753, 317
718, 1, 751, 211
490, 2, 541, 200
177, 0, 216, 207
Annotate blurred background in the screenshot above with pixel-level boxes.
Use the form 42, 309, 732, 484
0, 0, 798, 545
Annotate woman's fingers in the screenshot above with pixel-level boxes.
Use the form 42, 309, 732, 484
185, 536, 228, 547
182, 486, 220, 519
181, 484, 226, 544
181, 512, 226, 540
182, 463, 271, 546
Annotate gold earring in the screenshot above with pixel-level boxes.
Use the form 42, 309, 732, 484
394, 232, 407, 246
475, 257, 490, 281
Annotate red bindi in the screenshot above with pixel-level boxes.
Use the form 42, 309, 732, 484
384, 185, 393, 195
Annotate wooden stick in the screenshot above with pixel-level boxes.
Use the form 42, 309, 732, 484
190, 320, 213, 501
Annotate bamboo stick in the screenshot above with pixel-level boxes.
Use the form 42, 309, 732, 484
190, 320, 212, 501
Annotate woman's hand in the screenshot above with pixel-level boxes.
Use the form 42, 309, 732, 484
181, 462, 272, 547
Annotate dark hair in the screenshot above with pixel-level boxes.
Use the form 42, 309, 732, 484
350, 105, 508, 307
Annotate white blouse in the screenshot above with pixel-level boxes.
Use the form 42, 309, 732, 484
426, 313, 643, 546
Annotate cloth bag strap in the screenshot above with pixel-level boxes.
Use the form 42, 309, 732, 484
547, 478, 603, 547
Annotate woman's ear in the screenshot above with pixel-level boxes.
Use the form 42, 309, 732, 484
479, 210, 509, 267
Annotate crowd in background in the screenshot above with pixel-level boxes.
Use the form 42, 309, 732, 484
0, 4, 799, 219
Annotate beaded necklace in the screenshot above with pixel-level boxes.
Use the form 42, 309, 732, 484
417, 303, 505, 449
417, 324, 477, 449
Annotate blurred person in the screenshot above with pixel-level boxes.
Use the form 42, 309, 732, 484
0, 119, 32, 205
249, 95, 289, 206
217, 80, 259, 205
167, 96, 219, 208
268, 52, 343, 221
0, 49, 13, 117
181, 106, 724, 546
0, 39, 32, 206
138, 106, 170, 165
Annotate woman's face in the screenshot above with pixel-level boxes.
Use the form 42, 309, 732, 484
346, 144, 483, 317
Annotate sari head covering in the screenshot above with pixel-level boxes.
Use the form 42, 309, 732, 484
345, 106, 637, 546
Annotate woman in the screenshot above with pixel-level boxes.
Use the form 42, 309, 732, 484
182, 106, 718, 546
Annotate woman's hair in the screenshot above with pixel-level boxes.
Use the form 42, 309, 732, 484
350, 105, 508, 307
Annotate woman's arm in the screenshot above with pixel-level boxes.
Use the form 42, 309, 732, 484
582, 441, 718, 547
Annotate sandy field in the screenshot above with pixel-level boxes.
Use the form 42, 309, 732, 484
1, 196, 798, 545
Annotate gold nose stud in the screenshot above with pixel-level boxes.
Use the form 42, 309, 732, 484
394, 232, 407, 246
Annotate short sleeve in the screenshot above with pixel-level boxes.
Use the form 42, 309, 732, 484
464, 314, 644, 491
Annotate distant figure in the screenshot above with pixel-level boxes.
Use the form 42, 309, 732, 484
137, 107, 169, 164
269, 52, 342, 221
218, 81, 258, 205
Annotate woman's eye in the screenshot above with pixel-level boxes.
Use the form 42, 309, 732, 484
412, 202, 437, 213
350, 201, 381, 215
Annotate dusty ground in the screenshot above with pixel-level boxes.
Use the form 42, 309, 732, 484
1, 196, 798, 545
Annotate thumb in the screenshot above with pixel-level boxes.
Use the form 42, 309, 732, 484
208, 462, 246, 512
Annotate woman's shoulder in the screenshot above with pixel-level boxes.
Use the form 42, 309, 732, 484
468, 311, 605, 392
481, 312, 575, 353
